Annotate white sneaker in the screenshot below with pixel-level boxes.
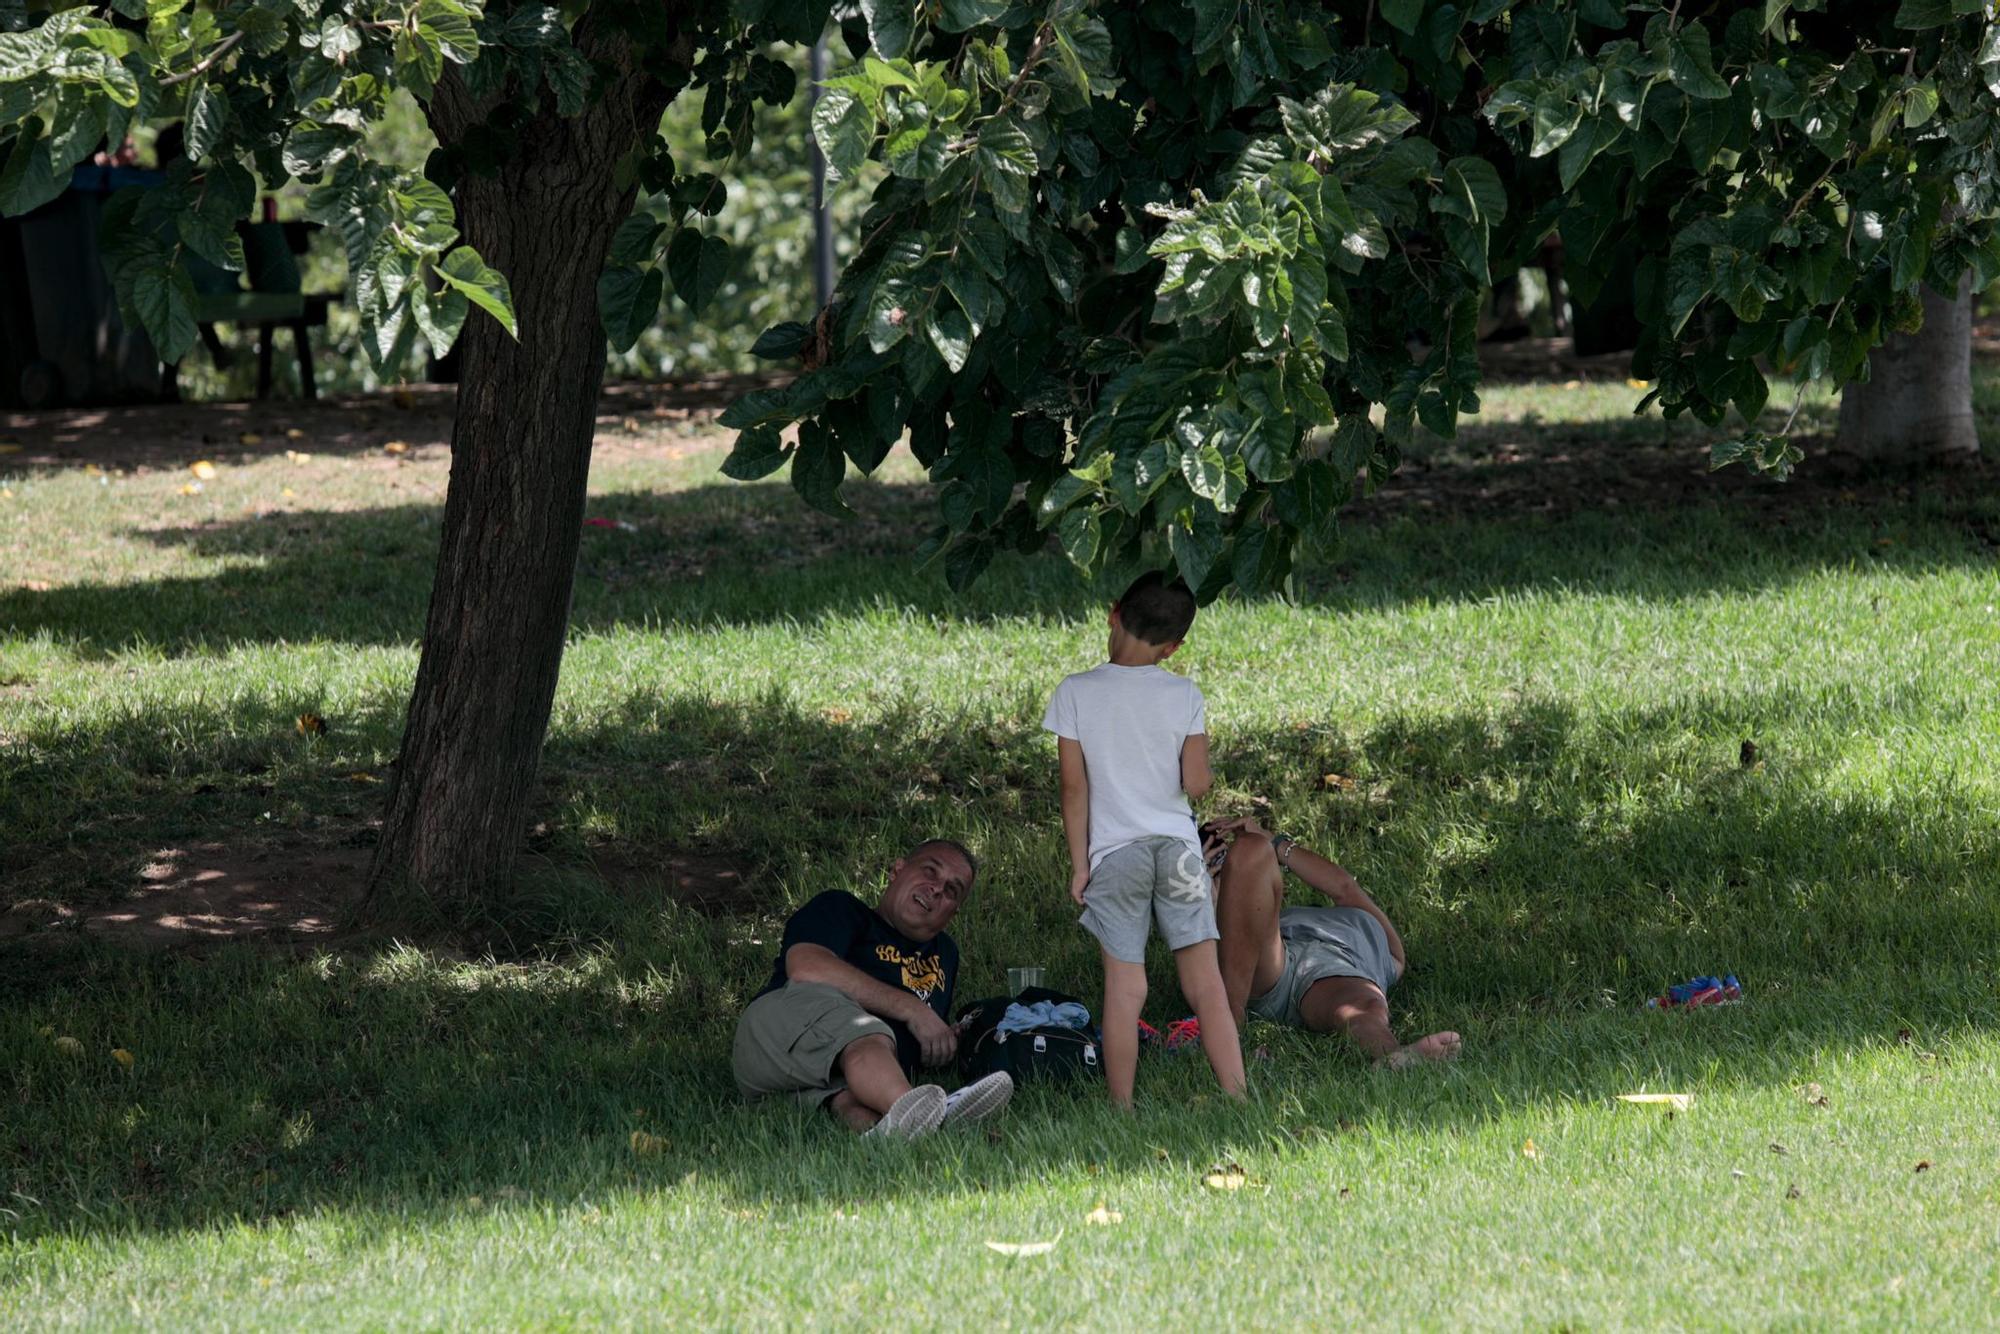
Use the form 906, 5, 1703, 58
864, 1085, 946, 1140
941, 1072, 1014, 1127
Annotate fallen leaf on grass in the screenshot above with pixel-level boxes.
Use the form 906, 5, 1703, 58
190, 460, 218, 479
1914, 1160, 1932, 1173
1203, 1163, 1248, 1191
112, 1049, 134, 1069
348, 772, 380, 783
1616, 1093, 1694, 1111
281, 488, 296, 499
1769, 1142, 1787, 1155
1801, 1082, 1830, 1108
0, 442, 19, 454
53, 1036, 82, 1055
1084, 1203, 1122, 1226
1320, 772, 1357, 792
984, 1235, 1060, 1257
822, 707, 853, 724
1625, 378, 1651, 390
383, 441, 410, 455
285, 428, 305, 441
285, 450, 311, 464
296, 713, 327, 737
1521, 1139, 1541, 1161
179, 482, 203, 495
239, 433, 263, 446
1785, 1183, 1802, 1199
629, 1131, 668, 1156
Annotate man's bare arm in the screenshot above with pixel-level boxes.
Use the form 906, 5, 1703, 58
784, 943, 956, 1064
1278, 841, 1405, 969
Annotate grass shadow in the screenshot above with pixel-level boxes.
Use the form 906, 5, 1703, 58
5, 684, 1996, 1234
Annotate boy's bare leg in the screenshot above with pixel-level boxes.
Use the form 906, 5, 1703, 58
1099, 954, 1148, 1108
1213, 833, 1286, 1028
1297, 977, 1461, 1068
1174, 940, 1248, 1097
823, 1033, 911, 1132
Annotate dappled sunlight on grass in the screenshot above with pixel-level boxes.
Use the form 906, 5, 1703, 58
4, 379, 1999, 1323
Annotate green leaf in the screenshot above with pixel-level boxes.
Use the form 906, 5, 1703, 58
1380, 0, 1426, 36
926, 302, 973, 372
1664, 23, 1730, 100
750, 321, 812, 361
609, 212, 666, 266
1892, 0, 1953, 29
1058, 505, 1101, 570
1434, 156, 1507, 226
437, 245, 518, 338
862, 0, 913, 59
132, 264, 197, 365
598, 265, 663, 352
721, 424, 791, 480
1168, 508, 1225, 592
938, 0, 1009, 32
944, 535, 996, 592
666, 228, 731, 315
811, 88, 872, 183
790, 421, 850, 516
410, 284, 469, 356
1903, 80, 1940, 129
185, 86, 226, 161
0, 120, 59, 217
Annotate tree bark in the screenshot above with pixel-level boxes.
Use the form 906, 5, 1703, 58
365, 36, 671, 916
1837, 274, 1980, 461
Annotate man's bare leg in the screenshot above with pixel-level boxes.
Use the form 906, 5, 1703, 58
1173, 939, 1247, 1097
823, 1033, 910, 1132
1298, 976, 1461, 1068
1213, 832, 1287, 1028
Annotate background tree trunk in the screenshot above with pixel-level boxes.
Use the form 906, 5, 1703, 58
1837, 275, 1981, 461
365, 39, 670, 917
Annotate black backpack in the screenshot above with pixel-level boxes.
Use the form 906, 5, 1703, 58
955, 986, 1105, 1086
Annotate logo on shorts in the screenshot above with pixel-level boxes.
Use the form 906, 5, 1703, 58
1165, 845, 1214, 905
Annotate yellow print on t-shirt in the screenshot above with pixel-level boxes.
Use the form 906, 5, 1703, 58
877, 944, 945, 999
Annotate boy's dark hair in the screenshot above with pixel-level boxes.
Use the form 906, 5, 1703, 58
912, 838, 978, 889
1114, 570, 1197, 645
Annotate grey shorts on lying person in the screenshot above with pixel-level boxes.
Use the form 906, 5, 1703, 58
732, 981, 896, 1108
1246, 906, 1404, 1029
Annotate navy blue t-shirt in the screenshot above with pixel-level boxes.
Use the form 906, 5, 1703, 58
758, 890, 958, 1074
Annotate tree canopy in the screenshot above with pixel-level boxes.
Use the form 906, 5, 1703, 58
6, 3, 1997, 599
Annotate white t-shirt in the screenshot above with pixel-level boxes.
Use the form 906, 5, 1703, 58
1042, 663, 1207, 868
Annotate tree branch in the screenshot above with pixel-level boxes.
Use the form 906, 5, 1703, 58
159, 30, 243, 87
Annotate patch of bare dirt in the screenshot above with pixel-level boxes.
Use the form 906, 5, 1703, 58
75, 843, 368, 948
587, 846, 761, 918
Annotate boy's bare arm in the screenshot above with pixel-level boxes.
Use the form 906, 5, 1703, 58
1057, 737, 1091, 904
1180, 732, 1212, 802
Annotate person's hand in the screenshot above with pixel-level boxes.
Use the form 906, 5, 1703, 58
909, 1005, 958, 1068
1210, 814, 1270, 840
1068, 865, 1091, 906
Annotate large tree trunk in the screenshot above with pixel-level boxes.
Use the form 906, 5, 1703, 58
1837, 275, 1980, 461
365, 37, 671, 916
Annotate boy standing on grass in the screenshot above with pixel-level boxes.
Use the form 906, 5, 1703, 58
1043, 571, 1247, 1107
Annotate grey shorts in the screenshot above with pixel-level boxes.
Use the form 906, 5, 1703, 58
732, 981, 896, 1108
1080, 835, 1220, 965
1246, 907, 1403, 1029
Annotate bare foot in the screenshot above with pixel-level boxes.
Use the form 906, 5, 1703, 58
1384, 1031, 1462, 1070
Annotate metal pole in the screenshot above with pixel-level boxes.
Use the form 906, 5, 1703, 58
809, 35, 835, 310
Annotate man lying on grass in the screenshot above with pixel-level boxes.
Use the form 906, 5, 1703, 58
732, 838, 1014, 1138
1207, 817, 1461, 1069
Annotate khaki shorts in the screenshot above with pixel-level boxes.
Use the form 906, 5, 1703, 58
732, 981, 896, 1108
1246, 907, 1402, 1029
1081, 835, 1220, 965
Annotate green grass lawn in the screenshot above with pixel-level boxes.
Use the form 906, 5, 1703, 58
3, 377, 1999, 1326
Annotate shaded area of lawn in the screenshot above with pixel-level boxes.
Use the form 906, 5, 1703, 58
4, 455, 1997, 659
